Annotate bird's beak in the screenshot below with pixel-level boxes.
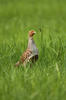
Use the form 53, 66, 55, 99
34, 31, 36, 34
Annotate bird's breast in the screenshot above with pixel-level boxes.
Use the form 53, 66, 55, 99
28, 39, 38, 55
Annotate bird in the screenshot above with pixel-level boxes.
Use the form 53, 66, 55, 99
15, 30, 38, 67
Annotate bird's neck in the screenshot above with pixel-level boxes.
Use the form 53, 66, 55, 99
28, 36, 33, 40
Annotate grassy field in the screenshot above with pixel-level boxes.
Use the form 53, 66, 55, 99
0, 0, 66, 100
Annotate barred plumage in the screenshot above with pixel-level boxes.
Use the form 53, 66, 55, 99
20, 48, 32, 63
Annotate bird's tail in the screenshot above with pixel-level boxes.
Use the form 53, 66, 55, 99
15, 61, 20, 67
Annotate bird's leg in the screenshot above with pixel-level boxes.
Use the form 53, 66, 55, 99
30, 63, 32, 68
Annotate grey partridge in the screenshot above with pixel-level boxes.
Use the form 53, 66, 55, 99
15, 30, 38, 67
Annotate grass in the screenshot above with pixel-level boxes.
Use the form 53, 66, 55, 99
0, 0, 66, 100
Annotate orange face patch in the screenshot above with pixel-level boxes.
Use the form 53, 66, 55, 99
29, 30, 36, 37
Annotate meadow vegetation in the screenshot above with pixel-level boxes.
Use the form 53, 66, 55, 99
0, 0, 66, 100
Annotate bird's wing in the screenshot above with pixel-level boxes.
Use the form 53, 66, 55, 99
20, 48, 32, 63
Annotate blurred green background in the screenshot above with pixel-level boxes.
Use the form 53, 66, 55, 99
0, 0, 66, 100
0, 0, 66, 42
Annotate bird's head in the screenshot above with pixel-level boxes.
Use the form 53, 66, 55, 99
29, 30, 36, 37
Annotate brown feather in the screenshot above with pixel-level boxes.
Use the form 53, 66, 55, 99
20, 48, 32, 63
